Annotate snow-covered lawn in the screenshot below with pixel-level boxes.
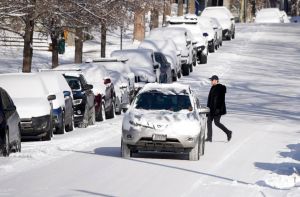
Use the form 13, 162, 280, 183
0, 23, 300, 197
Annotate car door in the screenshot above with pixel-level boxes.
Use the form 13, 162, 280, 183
1, 90, 19, 143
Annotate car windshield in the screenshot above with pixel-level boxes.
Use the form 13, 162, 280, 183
135, 91, 192, 112
65, 76, 81, 91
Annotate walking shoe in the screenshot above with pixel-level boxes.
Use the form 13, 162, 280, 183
227, 131, 232, 142
205, 138, 212, 142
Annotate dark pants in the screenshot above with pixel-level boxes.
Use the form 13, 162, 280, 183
207, 115, 231, 140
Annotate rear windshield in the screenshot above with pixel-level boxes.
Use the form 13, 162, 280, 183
135, 91, 192, 112
65, 76, 81, 91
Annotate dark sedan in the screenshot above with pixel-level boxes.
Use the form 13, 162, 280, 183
0, 88, 21, 156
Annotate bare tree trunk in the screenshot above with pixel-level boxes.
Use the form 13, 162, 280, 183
240, 0, 245, 22
22, 17, 34, 73
163, 0, 172, 26
133, 9, 145, 41
51, 35, 59, 68
75, 28, 83, 63
101, 21, 107, 58
189, 0, 196, 14
151, 9, 159, 30
178, 0, 184, 16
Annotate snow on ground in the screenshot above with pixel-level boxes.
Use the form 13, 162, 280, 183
0, 23, 300, 197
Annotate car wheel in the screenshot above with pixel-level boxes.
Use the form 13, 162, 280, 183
1, 129, 10, 157
209, 42, 215, 53
188, 139, 199, 161
172, 70, 177, 82
121, 139, 131, 158
105, 102, 115, 119
88, 106, 96, 125
232, 32, 235, 39
182, 64, 190, 76
220, 41, 223, 46
190, 63, 193, 72
16, 127, 21, 152
43, 127, 52, 141
226, 35, 231, 41
200, 53, 207, 64
56, 111, 65, 134
65, 114, 74, 132
79, 104, 89, 128
177, 70, 182, 79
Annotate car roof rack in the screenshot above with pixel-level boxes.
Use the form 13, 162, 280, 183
86, 57, 128, 63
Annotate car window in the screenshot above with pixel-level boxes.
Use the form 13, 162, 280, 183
135, 92, 192, 112
65, 77, 82, 91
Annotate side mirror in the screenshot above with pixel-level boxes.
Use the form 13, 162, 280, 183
47, 95, 56, 101
153, 62, 160, 70
63, 91, 71, 97
199, 107, 210, 114
104, 78, 111, 85
192, 41, 197, 45
176, 50, 181, 56
203, 33, 209, 37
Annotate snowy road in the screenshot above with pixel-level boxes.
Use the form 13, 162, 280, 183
1, 23, 300, 197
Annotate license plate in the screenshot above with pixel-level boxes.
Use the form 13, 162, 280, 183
152, 134, 167, 141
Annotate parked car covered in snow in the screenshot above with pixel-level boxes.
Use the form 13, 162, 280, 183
280, 11, 290, 23
255, 8, 284, 23
111, 49, 163, 83
139, 39, 182, 81
202, 6, 235, 40
0, 87, 21, 156
38, 72, 74, 134
198, 16, 218, 53
210, 17, 223, 48
168, 16, 208, 64
121, 83, 210, 160
0, 74, 56, 141
63, 72, 95, 128
148, 27, 195, 76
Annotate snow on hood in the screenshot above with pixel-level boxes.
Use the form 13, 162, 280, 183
14, 98, 51, 119
124, 109, 200, 136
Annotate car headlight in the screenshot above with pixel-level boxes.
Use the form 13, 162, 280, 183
73, 99, 82, 105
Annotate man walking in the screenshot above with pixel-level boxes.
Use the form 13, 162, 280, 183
206, 75, 232, 142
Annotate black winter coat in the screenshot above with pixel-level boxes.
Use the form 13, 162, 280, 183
207, 84, 227, 117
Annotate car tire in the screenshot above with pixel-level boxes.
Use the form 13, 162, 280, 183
182, 64, 190, 76
190, 63, 193, 72
209, 42, 215, 53
177, 70, 182, 79
121, 139, 131, 158
232, 32, 235, 39
56, 111, 65, 134
43, 127, 52, 141
89, 106, 96, 126
200, 53, 207, 64
16, 126, 21, 152
65, 114, 74, 132
105, 102, 115, 119
172, 70, 177, 82
79, 104, 89, 128
226, 35, 231, 41
220, 40, 223, 46
188, 139, 199, 161
1, 128, 10, 157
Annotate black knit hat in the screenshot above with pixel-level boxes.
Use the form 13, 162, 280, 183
209, 75, 219, 81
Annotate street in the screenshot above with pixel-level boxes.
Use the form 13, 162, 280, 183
0, 23, 300, 197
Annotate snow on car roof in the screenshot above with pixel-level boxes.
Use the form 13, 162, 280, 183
0, 73, 48, 98
203, 6, 233, 17
139, 83, 191, 95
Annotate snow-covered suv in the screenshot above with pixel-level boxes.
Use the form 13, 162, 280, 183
202, 6, 235, 40
121, 83, 210, 160
148, 27, 195, 76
